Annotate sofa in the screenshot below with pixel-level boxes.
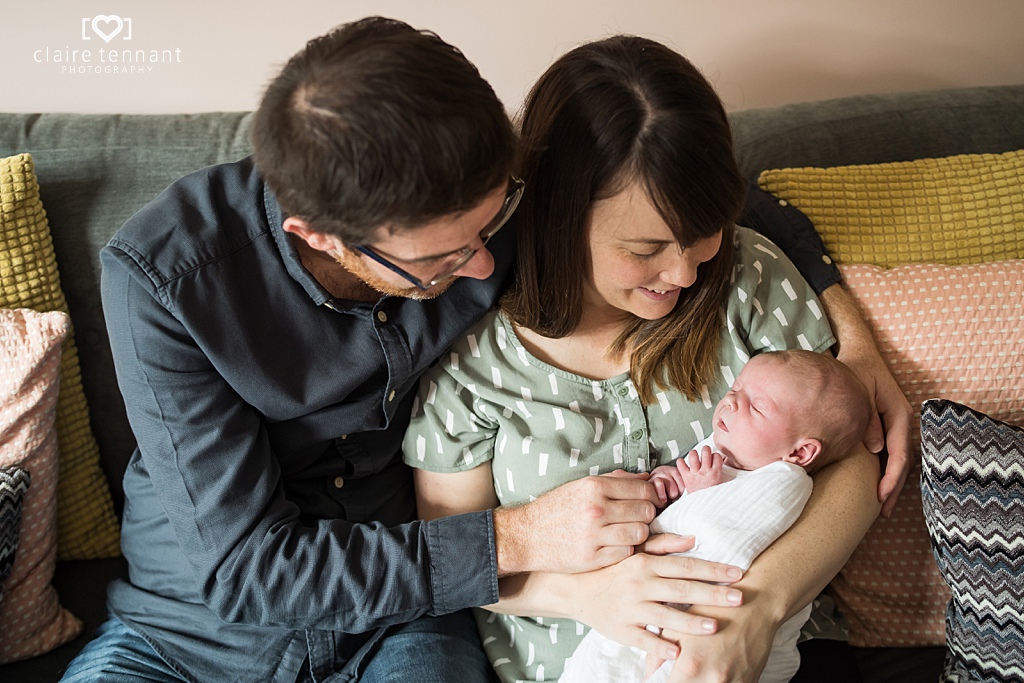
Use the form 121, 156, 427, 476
1, 83, 1022, 682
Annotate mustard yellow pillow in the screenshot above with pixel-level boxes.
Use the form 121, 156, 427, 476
0, 153, 120, 560
758, 149, 1024, 268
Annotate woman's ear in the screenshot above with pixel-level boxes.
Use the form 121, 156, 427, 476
784, 438, 822, 469
282, 217, 342, 253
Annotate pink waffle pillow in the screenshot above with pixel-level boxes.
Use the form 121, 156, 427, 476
831, 260, 1024, 647
0, 308, 82, 663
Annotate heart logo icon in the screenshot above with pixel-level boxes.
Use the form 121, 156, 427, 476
91, 15, 123, 43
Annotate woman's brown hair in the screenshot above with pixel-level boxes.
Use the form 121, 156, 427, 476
501, 35, 745, 403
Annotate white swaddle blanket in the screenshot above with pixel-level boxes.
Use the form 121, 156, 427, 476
559, 436, 813, 683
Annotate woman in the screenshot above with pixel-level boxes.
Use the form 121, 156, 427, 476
403, 36, 880, 682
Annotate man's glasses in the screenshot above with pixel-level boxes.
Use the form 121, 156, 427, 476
354, 176, 524, 291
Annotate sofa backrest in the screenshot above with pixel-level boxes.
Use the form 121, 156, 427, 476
1, 84, 1022, 508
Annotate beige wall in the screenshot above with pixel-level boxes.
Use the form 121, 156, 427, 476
4, 0, 1023, 115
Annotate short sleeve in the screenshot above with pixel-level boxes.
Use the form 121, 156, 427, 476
403, 337, 499, 474
727, 226, 836, 359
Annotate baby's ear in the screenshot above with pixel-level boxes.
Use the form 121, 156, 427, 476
784, 439, 822, 468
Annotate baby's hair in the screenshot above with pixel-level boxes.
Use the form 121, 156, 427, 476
757, 350, 871, 472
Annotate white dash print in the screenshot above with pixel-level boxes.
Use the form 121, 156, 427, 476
496, 324, 507, 350
569, 401, 581, 413
463, 447, 474, 466
516, 346, 530, 367
538, 452, 549, 476
416, 435, 426, 461
797, 333, 813, 350
613, 443, 623, 464
754, 243, 779, 259
734, 346, 750, 363
426, 380, 437, 405
592, 382, 603, 400
466, 383, 477, 396
483, 636, 496, 645
806, 299, 823, 320
700, 385, 712, 409
549, 373, 559, 395
493, 658, 511, 667
445, 409, 455, 435
521, 387, 532, 402
760, 336, 778, 351
612, 403, 624, 423
589, 465, 600, 476
752, 298, 764, 316
526, 641, 535, 666
657, 392, 671, 414
450, 352, 460, 371
506, 469, 515, 493
499, 434, 507, 455
781, 279, 798, 301
737, 287, 748, 303
753, 260, 764, 284
721, 365, 736, 386
522, 436, 533, 454
536, 664, 545, 681
553, 408, 565, 430
467, 334, 480, 357
773, 307, 789, 326
690, 420, 705, 443
667, 440, 680, 458
593, 417, 604, 442
517, 401, 533, 418
502, 407, 513, 419
491, 367, 502, 389
576, 622, 585, 635
569, 448, 580, 467
549, 623, 559, 644
434, 433, 443, 454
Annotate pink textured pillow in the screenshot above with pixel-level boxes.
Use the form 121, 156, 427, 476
0, 308, 82, 663
832, 260, 1024, 647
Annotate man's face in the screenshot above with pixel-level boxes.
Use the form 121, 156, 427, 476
333, 183, 509, 300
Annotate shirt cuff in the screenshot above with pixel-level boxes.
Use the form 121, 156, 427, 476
425, 509, 500, 615
740, 182, 843, 295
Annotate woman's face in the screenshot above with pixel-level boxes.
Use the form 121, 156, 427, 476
585, 182, 722, 323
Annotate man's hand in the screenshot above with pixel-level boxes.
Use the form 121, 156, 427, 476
818, 284, 912, 517
677, 446, 724, 494
493, 471, 660, 575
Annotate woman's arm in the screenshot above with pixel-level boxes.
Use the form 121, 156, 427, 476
661, 444, 881, 683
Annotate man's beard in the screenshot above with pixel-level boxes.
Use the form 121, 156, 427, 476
329, 247, 456, 301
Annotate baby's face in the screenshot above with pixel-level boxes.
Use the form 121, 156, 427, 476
711, 355, 806, 470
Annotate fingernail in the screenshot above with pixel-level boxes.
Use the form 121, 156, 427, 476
665, 646, 679, 660
727, 567, 743, 580
701, 619, 716, 633
727, 590, 742, 605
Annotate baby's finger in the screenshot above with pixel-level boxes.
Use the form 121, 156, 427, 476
652, 478, 668, 506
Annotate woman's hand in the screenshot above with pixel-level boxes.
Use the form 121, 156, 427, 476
818, 283, 912, 517
562, 550, 745, 664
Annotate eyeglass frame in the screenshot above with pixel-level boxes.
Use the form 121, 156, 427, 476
353, 176, 525, 291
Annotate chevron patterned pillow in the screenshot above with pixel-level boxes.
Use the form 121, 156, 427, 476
0, 467, 31, 604
921, 398, 1024, 683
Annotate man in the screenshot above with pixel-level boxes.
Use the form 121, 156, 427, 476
62, 16, 911, 683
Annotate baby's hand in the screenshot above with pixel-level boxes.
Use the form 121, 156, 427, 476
648, 465, 686, 506
676, 446, 724, 493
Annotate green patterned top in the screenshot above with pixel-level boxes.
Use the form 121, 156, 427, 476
403, 226, 836, 683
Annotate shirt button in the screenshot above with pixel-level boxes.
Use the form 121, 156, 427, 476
333, 476, 345, 489
778, 199, 788, 207
341, 434, 347, 440
376, 310, 388, 323
631, 429, 645, 441
617, 386, 630, 397
388, 390, 396, 402
822, 255, 833, 265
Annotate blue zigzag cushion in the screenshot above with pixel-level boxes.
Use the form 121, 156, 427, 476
0, 466, 31, 605
921, 398, 1024, 683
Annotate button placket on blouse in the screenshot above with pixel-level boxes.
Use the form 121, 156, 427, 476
613, 379, 649, 472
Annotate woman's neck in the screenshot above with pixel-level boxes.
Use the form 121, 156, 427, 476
513, 308, 633, 381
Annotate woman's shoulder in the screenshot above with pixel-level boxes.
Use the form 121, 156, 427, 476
732, 224, 787, 265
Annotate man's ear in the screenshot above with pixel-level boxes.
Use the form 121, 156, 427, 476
784, 438, 822, 468
282, 217, 341, 253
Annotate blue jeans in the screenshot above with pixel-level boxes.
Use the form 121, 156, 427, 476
61, 611, 496, 683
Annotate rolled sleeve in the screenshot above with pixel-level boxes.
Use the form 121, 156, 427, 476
426, 509, 500, 614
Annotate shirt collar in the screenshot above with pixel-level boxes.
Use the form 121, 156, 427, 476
263, 183, 333, 307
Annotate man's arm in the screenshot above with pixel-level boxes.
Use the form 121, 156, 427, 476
103, 246, 497, 632
818, 283, 913, 517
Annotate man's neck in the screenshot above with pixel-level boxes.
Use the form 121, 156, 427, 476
289, 235, 381, 303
